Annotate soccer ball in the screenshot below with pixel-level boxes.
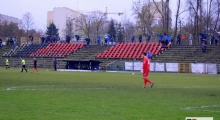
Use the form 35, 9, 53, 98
132, 72, 134, 75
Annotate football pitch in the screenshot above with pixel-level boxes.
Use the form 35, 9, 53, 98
0, 68, 220, 120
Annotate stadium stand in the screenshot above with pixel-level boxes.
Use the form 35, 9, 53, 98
96, 42, 164, 59
202, 45, 220, 63
30, 43, 85, 57
1, 40, 219, 71
152, 45, 220, 63
3, 44, 48, 57
0, 45, 13, 57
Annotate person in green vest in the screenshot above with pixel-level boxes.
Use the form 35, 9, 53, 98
5, 58, 10, 69
20, 57, 28, 72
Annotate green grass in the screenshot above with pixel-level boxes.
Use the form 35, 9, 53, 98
0, 68, 220, 120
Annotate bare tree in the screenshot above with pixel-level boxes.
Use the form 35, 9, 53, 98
188, 0, 200, 44
90, 11, 106, 39
66, 18, 75, 37
75, 14, 92, 39
132, 0, 156, 39
22, 12, 34, 43
152, 0, 170, 33
185, 0, 220, 44
173, 0, 181, 44
212, 0, 220, 32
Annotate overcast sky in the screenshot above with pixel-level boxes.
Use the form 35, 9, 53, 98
0, 0, 180, 31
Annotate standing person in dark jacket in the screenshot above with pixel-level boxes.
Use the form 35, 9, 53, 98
41, 36, 45, 44
176, 34, 181, 45
66, 35, 71, 43
131, 35, 135, 43
202, 41, 206, 53
210, 34, 215, 45
46, 36, 50, 43
215, 34, 219, 45
53, 58, 57, 71
29, 36, 34, 44
0, 36, 2, 49
139, 35, 142, 43
97, 36, 101, 45
147, 34, 151, 42
76, 35, 80, 43
32, 57, 39, 73
157, 33, 163, 46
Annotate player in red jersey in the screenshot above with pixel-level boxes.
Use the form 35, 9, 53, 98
142, 52, 154, 88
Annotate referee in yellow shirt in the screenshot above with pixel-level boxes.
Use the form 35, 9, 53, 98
21, 57, 28, 72
5, 58, 10, 69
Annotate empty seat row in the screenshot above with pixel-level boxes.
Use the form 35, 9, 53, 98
30, 43, 85, 58
3, 43, 48, 57
96, 42, 165, 59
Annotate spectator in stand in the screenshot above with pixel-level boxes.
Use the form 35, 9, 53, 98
203, 33, 208, 48
202, 41, 206, 53
52, 35, 56, 43
86, 37, 90, 48
66, 35, 71, 43
176, 34, 181, 45
13, 36, 17, 48
199, 32, 206, 44
215, 33, 219, 45
46, 36, 50, 43
147, 34, 151, 42
67, 35, 71, 43
97, 36, 101, 45
29, 35, 34, 44
147, 51, 152, 59
210, 34, 215, 45
108, 34, 111, 45
181, 34, 186, 45
0, 36, 2, 49
10, 36, 14, 46
170, 34, 174, 45
104, 36, 107, 46
201, 33, 207, 50
199, 32, 203, 44
75, 35, 80, 43
157, 33, 163, 46
7, 36, 10, 46
131, 35, 135, 43
139, 35, 142, 43
189, 34, 193, 45
83, 37, 87, 45
41, 36, 45, 44
57, 36, 60, 42
164, 33, 170, 46
110, 35, 114, 45
203, 33, 207, 41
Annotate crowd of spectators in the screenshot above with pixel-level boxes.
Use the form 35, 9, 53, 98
103, 34, 115, 46
1, 31, 219, 55
3, 36, 17, 48
40, 35, 61, 44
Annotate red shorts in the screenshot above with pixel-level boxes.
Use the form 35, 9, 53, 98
142, 72, 149, 77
